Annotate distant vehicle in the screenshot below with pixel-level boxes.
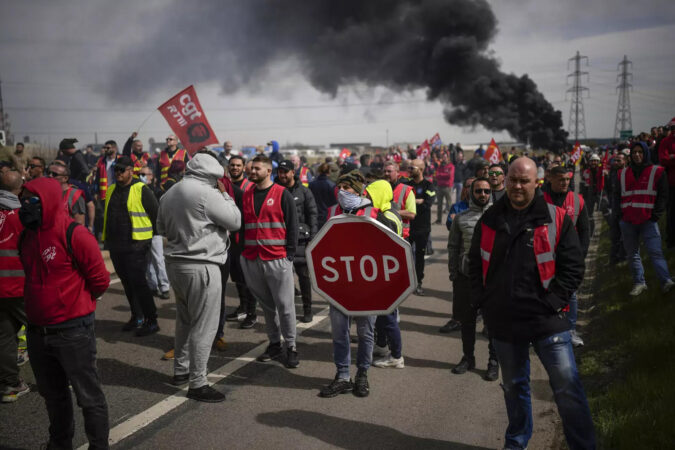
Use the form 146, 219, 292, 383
0, 130, 6, 147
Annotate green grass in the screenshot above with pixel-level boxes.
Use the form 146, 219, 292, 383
578, 222, 675, 449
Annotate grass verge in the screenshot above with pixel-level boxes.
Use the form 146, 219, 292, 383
578, 223, 675, 449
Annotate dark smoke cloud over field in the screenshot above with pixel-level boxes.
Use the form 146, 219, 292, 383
107, 0, 567, 148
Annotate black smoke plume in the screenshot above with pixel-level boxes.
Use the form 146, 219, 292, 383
106, 0, 567, 149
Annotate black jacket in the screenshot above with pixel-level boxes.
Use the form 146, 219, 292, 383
541, 184, 590, 257
309, 174, 337, 229
105, 180, 159, 252
468, 194, 584, 343
276, 177, 318, 263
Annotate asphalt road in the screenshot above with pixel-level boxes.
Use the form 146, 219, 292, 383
1, 223, 563, 450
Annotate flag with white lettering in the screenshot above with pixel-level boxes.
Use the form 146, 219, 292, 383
570, 142, 582, 166
484, 138, 502, 164
158, 85, 218, 155
416, 139, 430, 158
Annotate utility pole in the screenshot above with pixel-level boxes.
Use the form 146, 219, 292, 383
614, 55, 633, 139
566, 51, 589, 141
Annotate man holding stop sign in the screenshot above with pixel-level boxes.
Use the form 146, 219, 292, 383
309, 171, 409, 398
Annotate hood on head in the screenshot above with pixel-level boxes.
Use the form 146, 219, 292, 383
630, 142, 650, 167
22, 177, 67, 229
269, 140, 280, 153
186, 153, 224, 182
365, 179, 393, 212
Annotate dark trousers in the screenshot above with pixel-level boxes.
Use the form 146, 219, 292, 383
0, 297, 27, 387
294, 263, 312, 309
667, 186, 675, 247
583, 192, 598, 237
216, 258, 232, 339
110, 247, 157, 322
408, 231, 430, 284
375, 310, 402, 358
608, 213, 626, 263
229, 247, 256, 315
453, 274, 496, 361
27, 324, 109, 449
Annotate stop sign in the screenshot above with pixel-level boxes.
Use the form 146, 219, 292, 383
306, 214, 416, 316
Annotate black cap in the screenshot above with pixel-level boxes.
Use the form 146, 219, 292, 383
278, 160, 294, 172
115, 156, 133, 169
59, 138, 78, 151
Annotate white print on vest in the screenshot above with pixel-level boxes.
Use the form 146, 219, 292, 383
267, 198, 275, 206
321, 255, 400, 282
42, 246, 57, 263
0, 212, 12, 244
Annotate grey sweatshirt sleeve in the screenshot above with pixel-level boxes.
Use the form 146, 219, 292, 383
204, 189, 241, 232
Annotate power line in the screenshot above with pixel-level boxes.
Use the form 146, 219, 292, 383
614, 55, 633, 139
566, 51, 590, 141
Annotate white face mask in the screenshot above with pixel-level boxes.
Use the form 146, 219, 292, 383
140, 175, 148, 184
338, 189, 361, 210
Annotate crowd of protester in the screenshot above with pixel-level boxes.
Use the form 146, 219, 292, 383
1, 122, 674, 449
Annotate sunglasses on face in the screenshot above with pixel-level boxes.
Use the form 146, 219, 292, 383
114, 166, 130, 173
474, 189, 491, 194
166, 138, 176, 142
48, 171, 66, 177
488, 171, 503, 176
28, 164, 43, 169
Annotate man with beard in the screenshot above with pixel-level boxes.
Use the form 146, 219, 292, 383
408, 159, 435, 295
487, 164, 506, 202
123, 132, 152, 178
448, 177, 498, 380
228, 155, 254, 192
615, 143, 674, 296
157, 135, 190, 186
240, 155, 299, 368
26, 157, 46, 180
469, 157, 594, 450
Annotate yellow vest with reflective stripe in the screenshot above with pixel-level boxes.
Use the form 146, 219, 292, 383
102, 182, 153, 241
383, 209, 403, 237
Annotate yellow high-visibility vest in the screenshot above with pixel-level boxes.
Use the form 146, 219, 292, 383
102, 181, 153, 241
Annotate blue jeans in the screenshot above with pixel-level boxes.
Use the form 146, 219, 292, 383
27, 323, 109, 449
375, 309, 402, 358
620, 220, 672, 286
568, 291, 578, 329
493, 331, 595, 450
146, 235, 170, 292
329, 306, 375, 379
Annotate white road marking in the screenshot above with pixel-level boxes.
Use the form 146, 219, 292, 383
78, 306, 330, 449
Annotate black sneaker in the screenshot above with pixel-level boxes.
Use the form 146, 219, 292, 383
319, 377, 354, 398
240, 314, 257, 329
414, 284, 425, 296
353, 370, 370, 397
159, 291, 170, 300
285, 346, 299, 369
122, 317, 143, 332
186, 385, 225, 403
302, 307, 313, 323
172, 373, 189, 386
484, 359, 499, 382
439, 319, 461, 333
257, 342, 283, 362
226, 308, 246, 322
451, 356, 476, 374
135, 320, 160, 337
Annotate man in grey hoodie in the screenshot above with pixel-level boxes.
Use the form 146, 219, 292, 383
447, 177, 499, 381
157, 152, 241, 403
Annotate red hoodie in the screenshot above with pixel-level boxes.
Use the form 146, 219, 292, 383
20, 177, 110, 326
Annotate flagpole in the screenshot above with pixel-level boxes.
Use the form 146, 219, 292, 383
135, 110, 156, 133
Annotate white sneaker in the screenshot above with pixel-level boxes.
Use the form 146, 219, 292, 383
372, 344, 389, 358
373, 355, 405, 369
570, 330, 584, 347
662, 279, 675, 294
629, 284, 647, 296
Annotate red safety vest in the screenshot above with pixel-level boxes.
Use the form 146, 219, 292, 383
242, 184, 287, 260
619, 165, 664, 225
299, 166, 310, 187
131, 152, 150, 177
239, 178, 254, 192
393, 183, 414, 238
96, 156, 116, 199
0, 208, 24, 298
62, 186, 84, 218
543, 191, 584, 226
582, 167, 605, 193
480, 203, 565, 290
326, 204, 379, 220
159, 148, 187, 185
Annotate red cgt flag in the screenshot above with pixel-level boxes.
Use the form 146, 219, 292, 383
416, 139, 430, 158
158, 85, 219, 156
339, 148, 352, 160
570, 142, 582, 166
484, 138, 502, 164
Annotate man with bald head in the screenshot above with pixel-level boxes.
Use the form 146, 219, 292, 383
469, 157, 595, 450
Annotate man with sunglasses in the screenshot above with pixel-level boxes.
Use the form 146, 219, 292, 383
123, 131, 153, 178
487, 164, 506, 203
448, 178, 498, 380
26, 157, 46, 180
48, 162, 86, 226
102, 156, 160, 336
157, 135, 190, 186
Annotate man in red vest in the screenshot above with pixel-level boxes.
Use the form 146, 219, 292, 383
542, 165, 590, 348
581, 153, 604, 236
123, 131, 152, 178
0, 170, 29, 403
239, 155, 299, 368
615, 143, 674, 296
157, 134, 190, 185
657, 125, 675, 248
469, 157, 594, 450
384, 161, 416, 239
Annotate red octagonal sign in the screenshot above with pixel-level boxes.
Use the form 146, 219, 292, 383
306, 214, 416, 316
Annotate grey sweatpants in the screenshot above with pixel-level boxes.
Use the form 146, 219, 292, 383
167, 262, 222, 389
240, 256, 296, 349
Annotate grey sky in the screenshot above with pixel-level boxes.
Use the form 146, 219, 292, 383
1, 0, 673, 149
